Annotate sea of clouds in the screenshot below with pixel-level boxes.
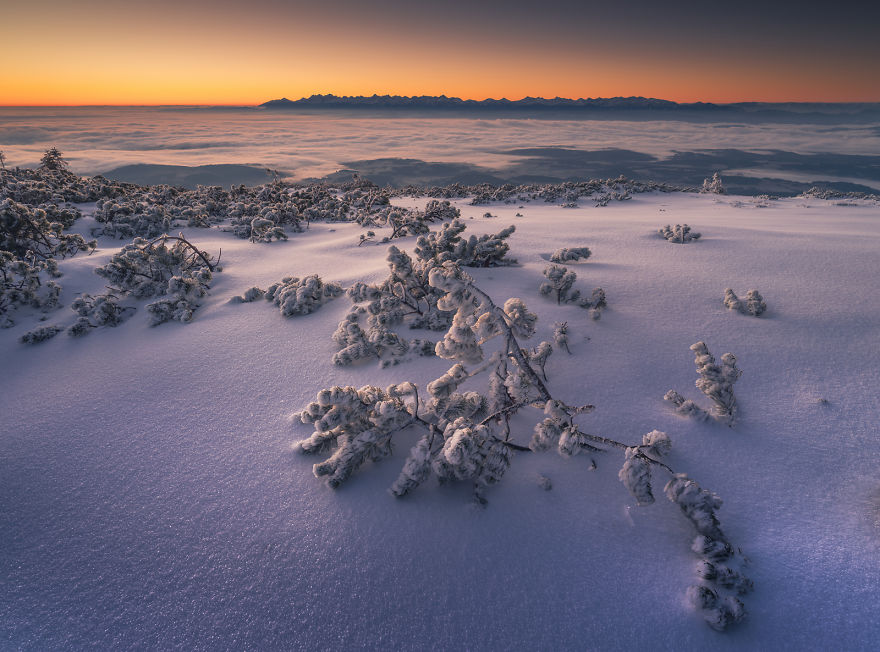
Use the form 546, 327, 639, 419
2, 106, 879, 190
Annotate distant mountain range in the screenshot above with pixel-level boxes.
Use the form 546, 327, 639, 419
259, 95, 880, 116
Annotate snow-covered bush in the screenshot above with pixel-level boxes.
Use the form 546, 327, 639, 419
550, 247, 591, 263
665, 342, 742, 425
262, 275, 344, 316
539, 265, 606, 319
228, 189, 303, 241
369, 200, 462, 242
539, 264, 576, 304
701, 173, 726, 195
236, 216, 288, 242
0, 251, 62, 328
331, 242, 459, 367
296, 266, 750, 629
723, 289, 766, 316
20, 323, 62, 344
95, 234, 217, 326
229, 286, 265, 303
414, 219, 516, 267
1, 198, 95, 260
68, 293, 135, 336
553, 321, 571, 354
459, 176, 681, 207
92, 198, 172, 239
659, 224, 701, 243
332, 219, 516, 367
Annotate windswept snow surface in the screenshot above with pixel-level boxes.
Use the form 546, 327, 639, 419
1, 193, 879, 650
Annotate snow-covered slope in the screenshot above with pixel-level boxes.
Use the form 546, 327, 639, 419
2, 193, 878, 649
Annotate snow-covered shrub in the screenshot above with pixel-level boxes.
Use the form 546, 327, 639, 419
550, 247, 591, 263
95, 234, 217, 326
332, 225, 516, 367
723, 289, 766, 316
369, 200, 462, 242
553, 321, 570, 354
244, 217, 288, 242
332, 307, 435, 369
229, 287, 265, 303
296, 266, 750, 629
1, 198, 95, 260
228, 192, 303, 241
665, 342, 742, 425
382, 209, 432, 240
262, 275, 344, 316
68, 293, 135, 336
420, 199, 461, 222
539, 265, 607, 319
0, 251, 62, 327
92, 198, 172, 239
459, 176, 681, 207
20, 324, 62, 344
540, 265, 577, 304
414, 219, 516, 267
659, 224, 701, 243
701, 173, 726, 195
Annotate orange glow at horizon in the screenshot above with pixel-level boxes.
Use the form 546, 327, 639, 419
2, 1, 878, 106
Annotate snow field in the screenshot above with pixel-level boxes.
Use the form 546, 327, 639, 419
1, 193, 879, 649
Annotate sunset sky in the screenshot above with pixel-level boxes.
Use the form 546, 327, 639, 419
3, 0, 879, 105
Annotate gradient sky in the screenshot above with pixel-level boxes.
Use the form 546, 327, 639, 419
2, 0, 879, 105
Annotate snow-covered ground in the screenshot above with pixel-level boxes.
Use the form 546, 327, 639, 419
2, 192, 879, 649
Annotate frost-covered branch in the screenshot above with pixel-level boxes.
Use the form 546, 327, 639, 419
295, 267, 751, 629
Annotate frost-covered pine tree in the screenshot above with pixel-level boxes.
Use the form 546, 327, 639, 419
39, 147, 68, 172
701, 172, 726, 195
